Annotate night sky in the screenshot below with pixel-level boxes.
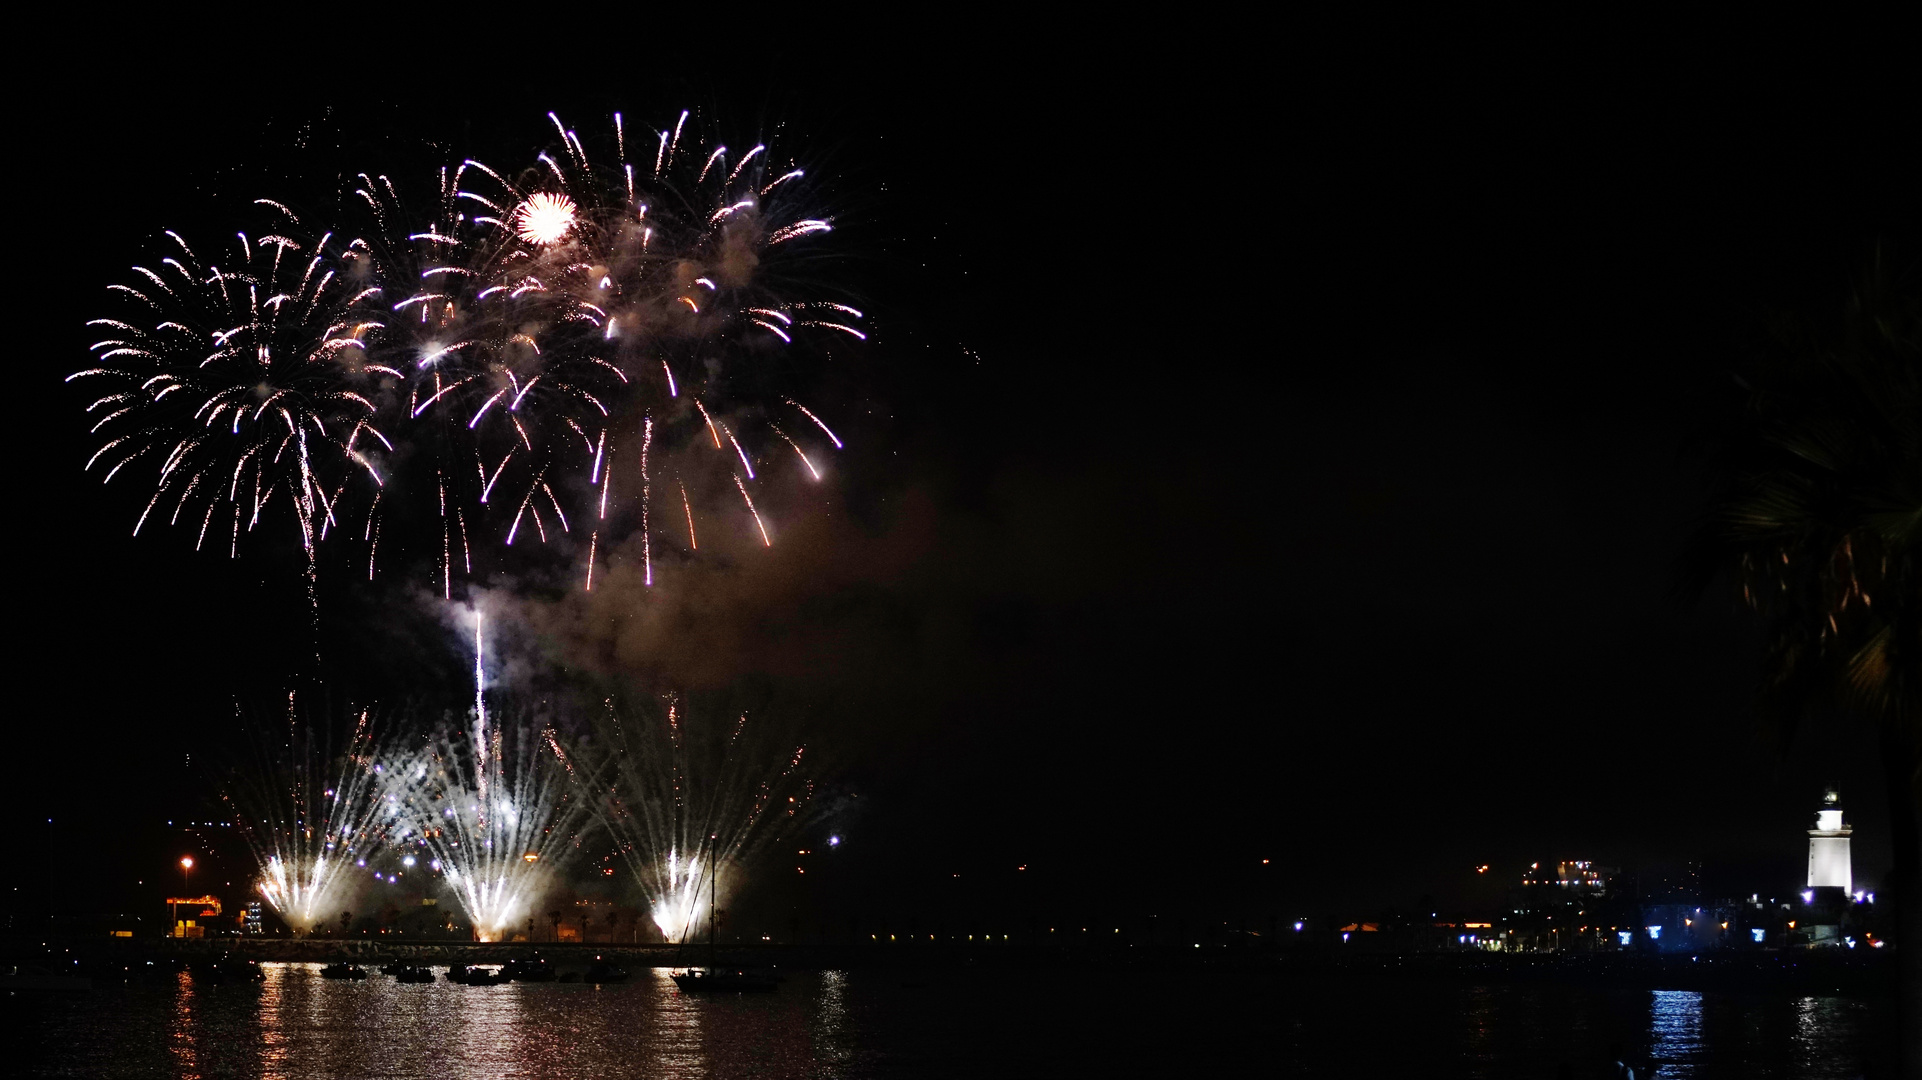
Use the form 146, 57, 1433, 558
7, 43, 1916, 931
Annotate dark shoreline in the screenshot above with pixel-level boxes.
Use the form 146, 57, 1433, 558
10, 938, 1894, 997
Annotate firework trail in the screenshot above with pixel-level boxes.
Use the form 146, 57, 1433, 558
563, 691, 827, 942
220, 696, 389, 934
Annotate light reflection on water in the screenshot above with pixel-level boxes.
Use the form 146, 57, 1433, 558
169, 970, 198, 1079
1648, 989, 1704, 1076
20, 963, 1894, 1078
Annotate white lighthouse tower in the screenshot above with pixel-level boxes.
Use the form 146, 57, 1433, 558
1806, 787, 1852, 892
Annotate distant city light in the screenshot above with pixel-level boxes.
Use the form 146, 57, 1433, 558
1751, 929, 1766, 943
1294, 922, 1304, 932
1646, 926, 1661, 940
402, 856, 416, 868
1801, 890, 1814, 903
1618, 932, 1634, 946
828, 836, 840, 847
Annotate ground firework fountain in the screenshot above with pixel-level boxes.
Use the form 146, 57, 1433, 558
223, 699, 388, 934
376, 618, 590, 940
563, 691, 830, 943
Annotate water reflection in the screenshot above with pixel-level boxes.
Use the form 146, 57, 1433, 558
649, 967, 710, 1077
1648, 989, 1703, 1076
814, 969, 851, 1070
170, 969, 199, 1079
257, 963, 291, 1079
1460, 983, 1497, 1071
28, 966, 1891, 1078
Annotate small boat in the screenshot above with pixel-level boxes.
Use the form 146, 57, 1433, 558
501, 957, 556, 983
198, 960, 266, 984
669, 864, 777, 993
0, 966, 93, 993
671, 968, 778, 993
394, 965, 435, 984
318, 963, 368, 980
447, 965, 509, 985
378, 959, 408, 976
583, 960, 629, 984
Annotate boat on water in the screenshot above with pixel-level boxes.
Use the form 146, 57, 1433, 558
671, 968, 778, 993
501, 957, 556, 982
196, 960, 265, 983
669, 864, 778, 994
446, 965, 510, 985
394, 965, 435, 984
0, 966, 93, 993
318, 963, 368, 980
583, 960, 629, 984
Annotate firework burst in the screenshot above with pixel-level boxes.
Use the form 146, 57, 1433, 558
65, 109, 870, 597
399, 109, 863, 593
72, 217, 386, 561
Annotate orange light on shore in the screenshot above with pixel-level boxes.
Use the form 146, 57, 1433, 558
180, 857, 194, 870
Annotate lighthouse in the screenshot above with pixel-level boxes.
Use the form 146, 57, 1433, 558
1806, 788, 1852, 892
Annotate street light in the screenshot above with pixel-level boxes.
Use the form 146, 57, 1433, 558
171, 856, 196, 938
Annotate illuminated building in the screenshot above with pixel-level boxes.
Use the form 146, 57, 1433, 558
1806, 787, 1852, 892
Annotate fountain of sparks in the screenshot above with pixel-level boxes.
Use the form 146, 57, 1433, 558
562, 692, 827, 943
223, 699, 388, 934
377, 617, 590, 941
